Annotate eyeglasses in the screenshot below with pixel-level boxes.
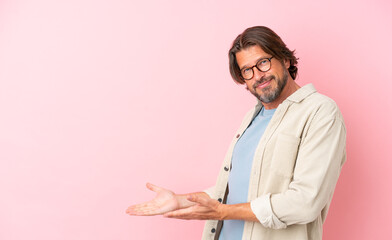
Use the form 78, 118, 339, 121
240, 56, 274, 80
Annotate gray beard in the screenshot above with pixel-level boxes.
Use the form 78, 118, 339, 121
253, 70, 288, 103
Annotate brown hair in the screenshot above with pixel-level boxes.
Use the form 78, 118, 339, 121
229, 26, 298, 84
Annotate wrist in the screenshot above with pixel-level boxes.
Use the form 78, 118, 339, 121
218, 204, 229, 221
219, 203, 257, 222
175, 194, 194, 209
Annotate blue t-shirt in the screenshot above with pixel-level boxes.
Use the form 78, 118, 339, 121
219, 107, 276, 240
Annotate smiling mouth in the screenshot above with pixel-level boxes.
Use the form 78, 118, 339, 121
255, 79, 272, 90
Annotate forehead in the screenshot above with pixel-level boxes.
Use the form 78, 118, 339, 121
236, 45, 269, 69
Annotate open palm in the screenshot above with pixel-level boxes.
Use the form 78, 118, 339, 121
126, 183, 180, 216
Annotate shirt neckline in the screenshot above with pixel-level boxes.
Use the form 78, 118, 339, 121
261, 107, 277, 117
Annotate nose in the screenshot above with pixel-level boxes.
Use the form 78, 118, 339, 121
252, 66, 265, 81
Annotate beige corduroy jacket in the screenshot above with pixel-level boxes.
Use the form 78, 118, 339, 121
202, 84, 346, 240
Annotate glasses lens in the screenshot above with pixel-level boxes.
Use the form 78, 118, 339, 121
257, 59, 270, 72
241, 58, 272, 80
241, 68, 253, 80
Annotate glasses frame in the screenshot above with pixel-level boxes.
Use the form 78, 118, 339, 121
240, 56, 274, 80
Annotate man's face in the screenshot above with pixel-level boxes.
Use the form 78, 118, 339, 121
236, 45, 289, 103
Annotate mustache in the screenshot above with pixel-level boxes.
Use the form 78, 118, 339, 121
253, 76, 274, 89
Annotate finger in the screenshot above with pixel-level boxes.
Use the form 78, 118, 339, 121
126, 204, 147, 214
126, 202, 159, 214
164, 206, 212, 220
126, 201, 153, 211
146, 182, 163, 193
187, 194, 211, 206
128, 209, 162, 216
126, 204, 151, 214
126, 204, 163, 216
163, 207, 194, 219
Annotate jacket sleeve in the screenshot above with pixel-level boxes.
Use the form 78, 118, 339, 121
203, 186, 216, 198
251, 104, 346, 228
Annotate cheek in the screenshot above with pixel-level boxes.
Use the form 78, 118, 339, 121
270, 74, 279, 83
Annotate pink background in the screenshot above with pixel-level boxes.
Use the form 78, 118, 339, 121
1, 0, 391, 239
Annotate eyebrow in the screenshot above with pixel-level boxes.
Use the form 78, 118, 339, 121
239, 56, 271, 71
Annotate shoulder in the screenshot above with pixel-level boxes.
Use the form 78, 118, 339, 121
286, 84, 344, 122
302, 91, 343, 121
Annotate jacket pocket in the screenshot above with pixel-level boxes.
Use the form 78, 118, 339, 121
270, 133, 301, 178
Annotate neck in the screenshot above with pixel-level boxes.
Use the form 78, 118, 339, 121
263, 77, 300, 110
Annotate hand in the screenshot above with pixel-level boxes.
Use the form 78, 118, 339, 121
126, 183, 180, 216
164, 194, 227, 220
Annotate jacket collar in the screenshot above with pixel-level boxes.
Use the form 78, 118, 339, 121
286, 83, 317, 103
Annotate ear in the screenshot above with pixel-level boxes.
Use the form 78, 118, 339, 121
284, 59, 290, 69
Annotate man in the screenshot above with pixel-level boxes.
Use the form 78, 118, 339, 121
126, 26, 346, 240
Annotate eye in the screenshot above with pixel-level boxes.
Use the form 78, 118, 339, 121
258, 59, 268, 66
242, 68, 252, 76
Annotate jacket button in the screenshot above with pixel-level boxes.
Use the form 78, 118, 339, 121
236, 134, 240, 138
211, 228, 216, 233
224, 166, 229, 171
218, 198, 222, 203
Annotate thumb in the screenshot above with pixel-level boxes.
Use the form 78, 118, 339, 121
146, 182, 163, 193
187, 194, 211, 206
